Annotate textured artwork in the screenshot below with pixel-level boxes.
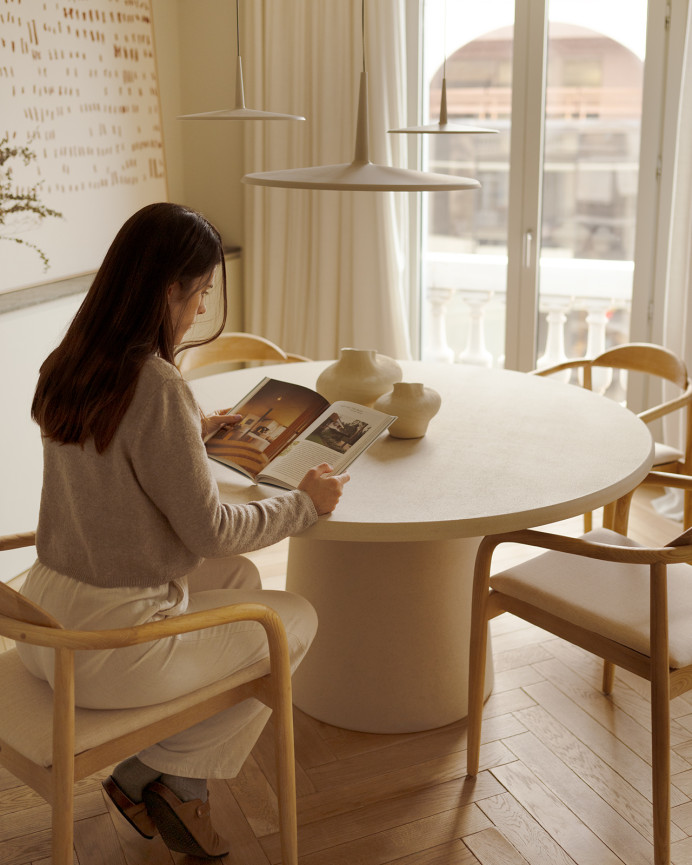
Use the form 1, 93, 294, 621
0, 0, 167, 292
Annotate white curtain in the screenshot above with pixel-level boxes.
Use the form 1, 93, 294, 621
654, 0, 692, 521
241, 0, 411, 361
662, 16, 692, 373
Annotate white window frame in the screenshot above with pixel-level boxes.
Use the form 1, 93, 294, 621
406, 0, 687, 380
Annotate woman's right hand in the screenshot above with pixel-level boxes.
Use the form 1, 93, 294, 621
202, 410, 243, 440
298, 463, 350, 515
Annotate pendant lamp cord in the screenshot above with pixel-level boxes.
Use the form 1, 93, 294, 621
443, 0, 447, 79
361, 0, 366, 72
236, 0, 240, 57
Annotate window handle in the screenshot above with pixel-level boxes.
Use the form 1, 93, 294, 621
523, 230, 534, 269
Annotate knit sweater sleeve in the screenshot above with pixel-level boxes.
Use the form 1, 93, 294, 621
127, 361, 318, 559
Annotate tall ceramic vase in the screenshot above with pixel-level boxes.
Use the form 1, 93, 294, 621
316, 348, 402, 407
373, 382, 441, 438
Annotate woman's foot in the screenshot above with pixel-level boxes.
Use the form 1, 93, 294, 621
102, 775, 159, 839
143, 780, 230, 859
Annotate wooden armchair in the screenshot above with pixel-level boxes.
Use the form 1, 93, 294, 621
177, 332, 310, 379
534, 343, 692, 528
0, 531, 299, 865
467, 472, 692, 865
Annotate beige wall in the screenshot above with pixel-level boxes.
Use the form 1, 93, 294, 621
0, 293, 86, 582
152, 0, 247, 250
0, 3, 248, 580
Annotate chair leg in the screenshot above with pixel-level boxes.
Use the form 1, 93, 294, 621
467, 620, 489, 776
52, 649, 76, 865
53, 795, 74, 865
602, 661, 615, 695
273, 675, 298, 865
651, 678, 671, 865
651, 563, 671, 865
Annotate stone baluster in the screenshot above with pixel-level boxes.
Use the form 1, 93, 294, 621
457, 292, 493, 368
535, 301, 571, 382
423, 287, 455, 363
583, 302, 613, 393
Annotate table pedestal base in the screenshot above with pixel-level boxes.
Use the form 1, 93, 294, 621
286, 535, 494, 733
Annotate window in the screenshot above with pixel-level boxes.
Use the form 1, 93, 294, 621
417, 0, 655, 380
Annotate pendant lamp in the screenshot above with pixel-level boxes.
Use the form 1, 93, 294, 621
389, 1, 497, 136
389, 77, 498, 135
178, 0, 305, 122
242, 1, 481, 191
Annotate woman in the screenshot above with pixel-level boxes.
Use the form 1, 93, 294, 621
20, 202, 349, 859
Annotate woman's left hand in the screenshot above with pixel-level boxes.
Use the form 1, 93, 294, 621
202, 409, 243, 439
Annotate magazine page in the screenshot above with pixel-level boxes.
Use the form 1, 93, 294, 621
205, 377, 329, 480
257, 400, 396, 489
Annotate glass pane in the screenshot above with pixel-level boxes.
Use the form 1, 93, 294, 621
419, 1, 649, 375
536, 1, 647, 389
420, 0, 515, 367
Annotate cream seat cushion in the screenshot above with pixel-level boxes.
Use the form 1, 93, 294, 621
0, 648, 269, 768
653, 441, 684, 465
490, 528, 692, 669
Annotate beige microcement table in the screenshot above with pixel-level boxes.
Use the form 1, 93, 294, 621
191, 360, 654, 734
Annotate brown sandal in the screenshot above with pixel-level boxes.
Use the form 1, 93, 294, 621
142, 780, 229, 859
102, 775, 159, 839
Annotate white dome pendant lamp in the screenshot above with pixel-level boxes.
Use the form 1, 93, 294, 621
242, 0, 481, 191
389, 1, 497, 136
178, 0, 305, 122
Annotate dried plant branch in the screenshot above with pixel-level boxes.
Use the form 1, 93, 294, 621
0, 132, 63, 271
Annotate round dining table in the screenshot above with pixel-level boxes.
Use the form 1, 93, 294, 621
191, 360, 654, 734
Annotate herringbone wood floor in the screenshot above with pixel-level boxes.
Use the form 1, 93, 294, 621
2, 486, 692, 865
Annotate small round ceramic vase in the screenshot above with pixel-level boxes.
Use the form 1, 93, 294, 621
316, 348, 402, 407
374, 381, 442, 439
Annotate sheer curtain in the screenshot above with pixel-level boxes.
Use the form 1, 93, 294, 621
654, 0, 692, 520
662, 11, 692, 375
241, 0, 411, 360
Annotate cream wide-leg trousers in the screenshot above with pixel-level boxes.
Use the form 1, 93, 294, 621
17, 556, 317, 779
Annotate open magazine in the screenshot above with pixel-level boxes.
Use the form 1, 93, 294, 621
204, 377, 397, 489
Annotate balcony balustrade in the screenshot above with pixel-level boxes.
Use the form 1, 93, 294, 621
423, 252, 632, 390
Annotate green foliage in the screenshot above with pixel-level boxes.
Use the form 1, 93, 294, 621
0, 133, 62, 270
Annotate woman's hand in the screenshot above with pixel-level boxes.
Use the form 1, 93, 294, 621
202, 409, 243, 440
298, 463, 350, 515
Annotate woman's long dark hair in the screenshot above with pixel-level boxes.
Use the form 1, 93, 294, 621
32, 202, 227, 452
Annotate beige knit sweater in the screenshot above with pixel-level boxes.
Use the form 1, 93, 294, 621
36, 356, 318, 587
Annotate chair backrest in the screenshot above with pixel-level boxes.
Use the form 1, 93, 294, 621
592, 343, 688, 389
591, 345, 692, 460
177, 333, 309, 379
534, 342, 690, 390
534, 342, 692, 421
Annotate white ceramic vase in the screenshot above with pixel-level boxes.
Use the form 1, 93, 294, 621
374, 381, 441, 439
316, 348, 402, 407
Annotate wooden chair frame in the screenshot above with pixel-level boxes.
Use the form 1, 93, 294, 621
177, 332, 309, 379
533, 342, 692, 528
466, 472, 692, 865
0, 532, 299, 865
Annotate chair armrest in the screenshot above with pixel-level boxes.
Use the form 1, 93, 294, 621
641, 471, 692, 490
480, 528, 692, 565
0, 531, 37, 552
1, 601, 288, 651
638, 384, 692, 425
